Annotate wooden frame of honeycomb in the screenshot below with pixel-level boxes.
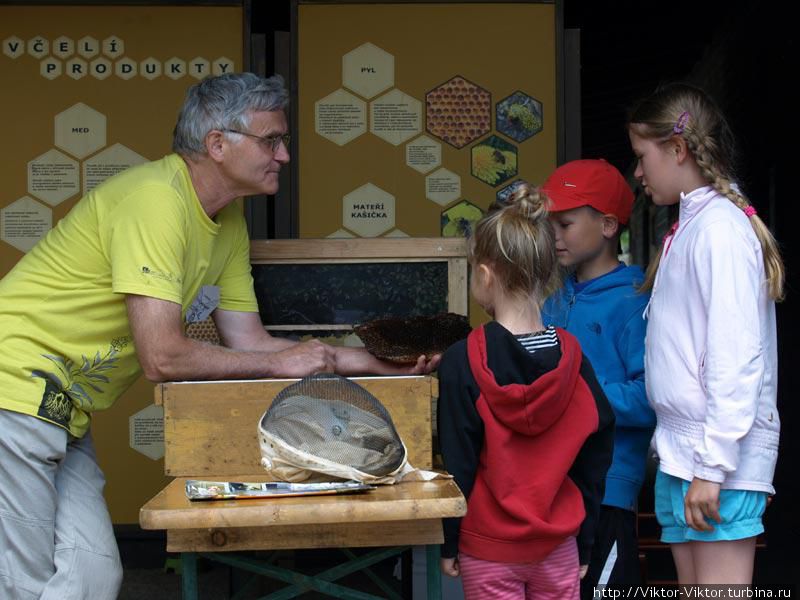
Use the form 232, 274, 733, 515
426, 76, 491, 149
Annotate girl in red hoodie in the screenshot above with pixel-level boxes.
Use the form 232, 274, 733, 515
438, 183, 615, 599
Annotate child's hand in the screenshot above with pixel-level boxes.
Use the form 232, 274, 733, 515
579, 564, 589, 579
440, 557, 460, 577
409, 353, 442, 374
684, 477, 722, 531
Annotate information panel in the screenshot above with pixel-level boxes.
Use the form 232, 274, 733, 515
296, 2, 558, 241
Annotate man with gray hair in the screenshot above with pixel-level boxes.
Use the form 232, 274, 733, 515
0, 72, 437, 600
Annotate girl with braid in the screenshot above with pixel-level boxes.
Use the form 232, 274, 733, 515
628, 83, 784, 586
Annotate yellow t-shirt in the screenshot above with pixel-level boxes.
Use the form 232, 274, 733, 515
0, 154, 257, 437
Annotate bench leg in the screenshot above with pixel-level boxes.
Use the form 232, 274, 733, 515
341, 549, 403, 600
182, 552, 198, 600
426, 545, 441, 600
201, 549, 396, 599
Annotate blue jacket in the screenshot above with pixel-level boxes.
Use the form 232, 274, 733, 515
542, 264, 655, 511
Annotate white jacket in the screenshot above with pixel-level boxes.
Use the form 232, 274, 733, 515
645, 186, 779, 493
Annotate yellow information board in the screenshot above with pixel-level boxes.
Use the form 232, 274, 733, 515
0, 3, 243, 523
296, 2, 558, 240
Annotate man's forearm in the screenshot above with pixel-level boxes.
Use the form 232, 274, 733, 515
140, 336, 287, 382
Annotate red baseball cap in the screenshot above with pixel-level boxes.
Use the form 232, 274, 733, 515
541, 159, 634, 224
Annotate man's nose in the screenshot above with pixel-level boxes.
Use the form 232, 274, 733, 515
275, 141, 290, 163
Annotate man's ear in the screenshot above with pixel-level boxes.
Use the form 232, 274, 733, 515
601, 214, 620, 239
205, 130, 226, 163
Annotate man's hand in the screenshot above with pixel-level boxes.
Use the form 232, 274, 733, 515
440, 557, 460, 577
579, 564, 588, 579
684, 477, 722, 531
269, 340, 337, 377
126, 296, 339, 381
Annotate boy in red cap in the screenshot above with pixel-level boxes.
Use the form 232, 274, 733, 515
541, 159, 655, 597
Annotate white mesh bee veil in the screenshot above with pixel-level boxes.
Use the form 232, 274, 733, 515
258, 374, 412, 484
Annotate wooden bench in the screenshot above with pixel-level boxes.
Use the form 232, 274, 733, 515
139, 376, 467, 599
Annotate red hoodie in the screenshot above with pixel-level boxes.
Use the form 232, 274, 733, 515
438, 321, 614, 564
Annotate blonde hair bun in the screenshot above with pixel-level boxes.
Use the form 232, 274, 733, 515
507, 182, 549, 222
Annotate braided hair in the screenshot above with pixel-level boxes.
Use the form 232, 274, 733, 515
629, 83, 784, 300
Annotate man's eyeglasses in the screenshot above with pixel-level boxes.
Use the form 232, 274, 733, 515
221, 129, 290, 152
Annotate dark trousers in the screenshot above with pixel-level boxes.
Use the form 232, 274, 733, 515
580, 506, 640, 600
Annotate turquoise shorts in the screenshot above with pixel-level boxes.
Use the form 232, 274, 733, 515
654, 470, 767, 543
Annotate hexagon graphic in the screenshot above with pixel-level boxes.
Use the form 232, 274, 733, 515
426, 76, 491, 149
77, 36, 99, 59
55, 103, 107, 159
343, 184, 395, 237
496, 91, 544, 142
90, 57, 112, 80
53, 36, 74, 59
342, 43, 394, 100
83, 144, 147, 195
27, 36, 49, 59
66, 58, 88, 80
213, 56, 235, 76
165, 57, 186, 80
1, 196, 52, 253
405, 135, 441, 174
385, 229, 409, 238
140, 57, 161, 80
326, 229, 356, 239
496, 179, 530, 206
426, 168, 461, 206
129, 403, 165, 461
3, 36, 25, 59
28, 149, 79, 206
189, 57, 210, 80
441, 200, 484, 238
115, 57, 137, 80
315, 89, 367, 146
102, 35, 124, 58
40, 58, 62, 80
471, 135, 518, 187
370, 89, 422, 146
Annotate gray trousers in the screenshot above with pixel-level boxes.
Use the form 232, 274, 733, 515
0, 409, 122, 600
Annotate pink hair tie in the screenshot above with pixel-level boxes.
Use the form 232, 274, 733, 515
743, 205, 757, 218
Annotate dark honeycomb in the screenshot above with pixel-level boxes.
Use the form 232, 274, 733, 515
354, 312, 472, 363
